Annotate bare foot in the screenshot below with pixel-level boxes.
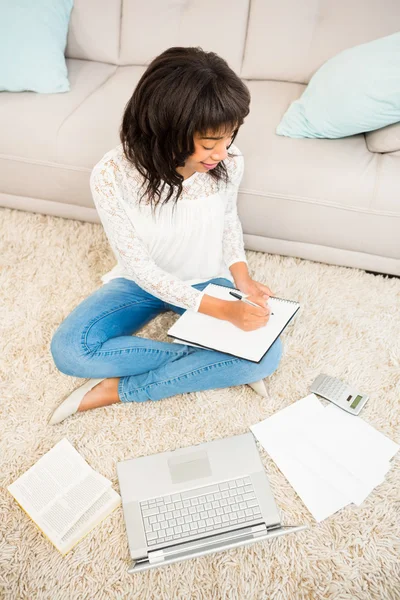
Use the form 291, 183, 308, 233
78, 378, 121, 412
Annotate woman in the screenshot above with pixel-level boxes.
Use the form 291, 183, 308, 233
49, 46, 282, 425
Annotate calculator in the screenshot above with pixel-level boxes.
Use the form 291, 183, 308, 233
310, 374, 369, 415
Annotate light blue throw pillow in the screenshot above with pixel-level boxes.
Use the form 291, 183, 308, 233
276, 32, 400, 139
0, 0, 74, 94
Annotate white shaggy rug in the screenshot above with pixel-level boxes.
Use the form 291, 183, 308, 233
1, 207, 399, 600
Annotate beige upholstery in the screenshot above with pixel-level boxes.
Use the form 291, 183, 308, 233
1, 0, 399, 275
365, 123, 400, 153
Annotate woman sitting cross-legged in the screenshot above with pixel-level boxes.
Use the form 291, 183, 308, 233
49, 46, 282, 425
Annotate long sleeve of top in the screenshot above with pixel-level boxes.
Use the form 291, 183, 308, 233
90, 143, 247, 312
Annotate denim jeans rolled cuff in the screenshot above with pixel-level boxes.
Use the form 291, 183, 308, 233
117, 337, 283, 403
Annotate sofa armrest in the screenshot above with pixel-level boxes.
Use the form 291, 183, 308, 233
365, 122, 400, 153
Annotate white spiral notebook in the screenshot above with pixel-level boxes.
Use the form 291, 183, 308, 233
168, 283, 300, 363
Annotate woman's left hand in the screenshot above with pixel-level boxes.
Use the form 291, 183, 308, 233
234, 277, 275, 301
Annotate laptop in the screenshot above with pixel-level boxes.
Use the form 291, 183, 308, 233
117, 432, 306, 572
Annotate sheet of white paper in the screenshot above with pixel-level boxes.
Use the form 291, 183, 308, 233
289, 403, 395, 504
168, 283, 299, 362
251, 425, 352, 522
324, 403, 399, 466
250, 394, 398, 520
251, 396, 355, 520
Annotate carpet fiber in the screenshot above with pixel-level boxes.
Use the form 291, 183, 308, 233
1, 207, 399, 600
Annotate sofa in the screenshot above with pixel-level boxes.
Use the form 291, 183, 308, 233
1, 0, 399, 276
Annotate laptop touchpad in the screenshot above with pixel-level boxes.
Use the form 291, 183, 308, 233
168, 450, 212, 484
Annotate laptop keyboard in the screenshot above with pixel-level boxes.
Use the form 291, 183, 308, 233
140, 476, 263, 547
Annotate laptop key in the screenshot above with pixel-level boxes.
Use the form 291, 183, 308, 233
142, 507, 159, 517
243, 493, 255, 502
247, 499, 259, 508
181, 484, 219, 500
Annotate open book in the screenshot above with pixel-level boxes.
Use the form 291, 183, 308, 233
7, 438, 121, 555
168, 283, 300, 363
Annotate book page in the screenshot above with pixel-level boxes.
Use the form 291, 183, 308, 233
38, 471, 112, 539
168, 283, 299, 362
8, 438, 111, 540
56, 488, 121, 555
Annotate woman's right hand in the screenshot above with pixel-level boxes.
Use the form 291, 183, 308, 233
223, 296, 271, 331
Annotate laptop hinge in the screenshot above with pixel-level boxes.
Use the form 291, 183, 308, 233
149, 523, 267, 563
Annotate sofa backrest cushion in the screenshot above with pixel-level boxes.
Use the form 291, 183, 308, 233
118, 0, 250, 74
241, 0, 400, 82
66, 0, 121, 64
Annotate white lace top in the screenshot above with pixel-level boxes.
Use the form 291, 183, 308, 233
90, 142, 247, 312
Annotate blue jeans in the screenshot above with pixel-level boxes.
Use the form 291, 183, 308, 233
50, 277, 282, 403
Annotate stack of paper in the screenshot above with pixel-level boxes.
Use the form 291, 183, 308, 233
8, 438, 121, 554
250, 394, 399, 522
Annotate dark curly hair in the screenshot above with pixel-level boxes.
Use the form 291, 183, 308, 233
120, 46, 251, 211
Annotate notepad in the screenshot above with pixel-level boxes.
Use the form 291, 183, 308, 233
168, 283, 300, 362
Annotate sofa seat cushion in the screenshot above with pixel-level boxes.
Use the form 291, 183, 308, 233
0, 59, 117, 162
0, 63, 145, 207
235, 80, 400, 259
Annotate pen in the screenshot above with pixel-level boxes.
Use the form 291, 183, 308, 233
229, 291, 274, 315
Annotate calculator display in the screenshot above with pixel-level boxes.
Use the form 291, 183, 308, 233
350, 395, 363, 409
